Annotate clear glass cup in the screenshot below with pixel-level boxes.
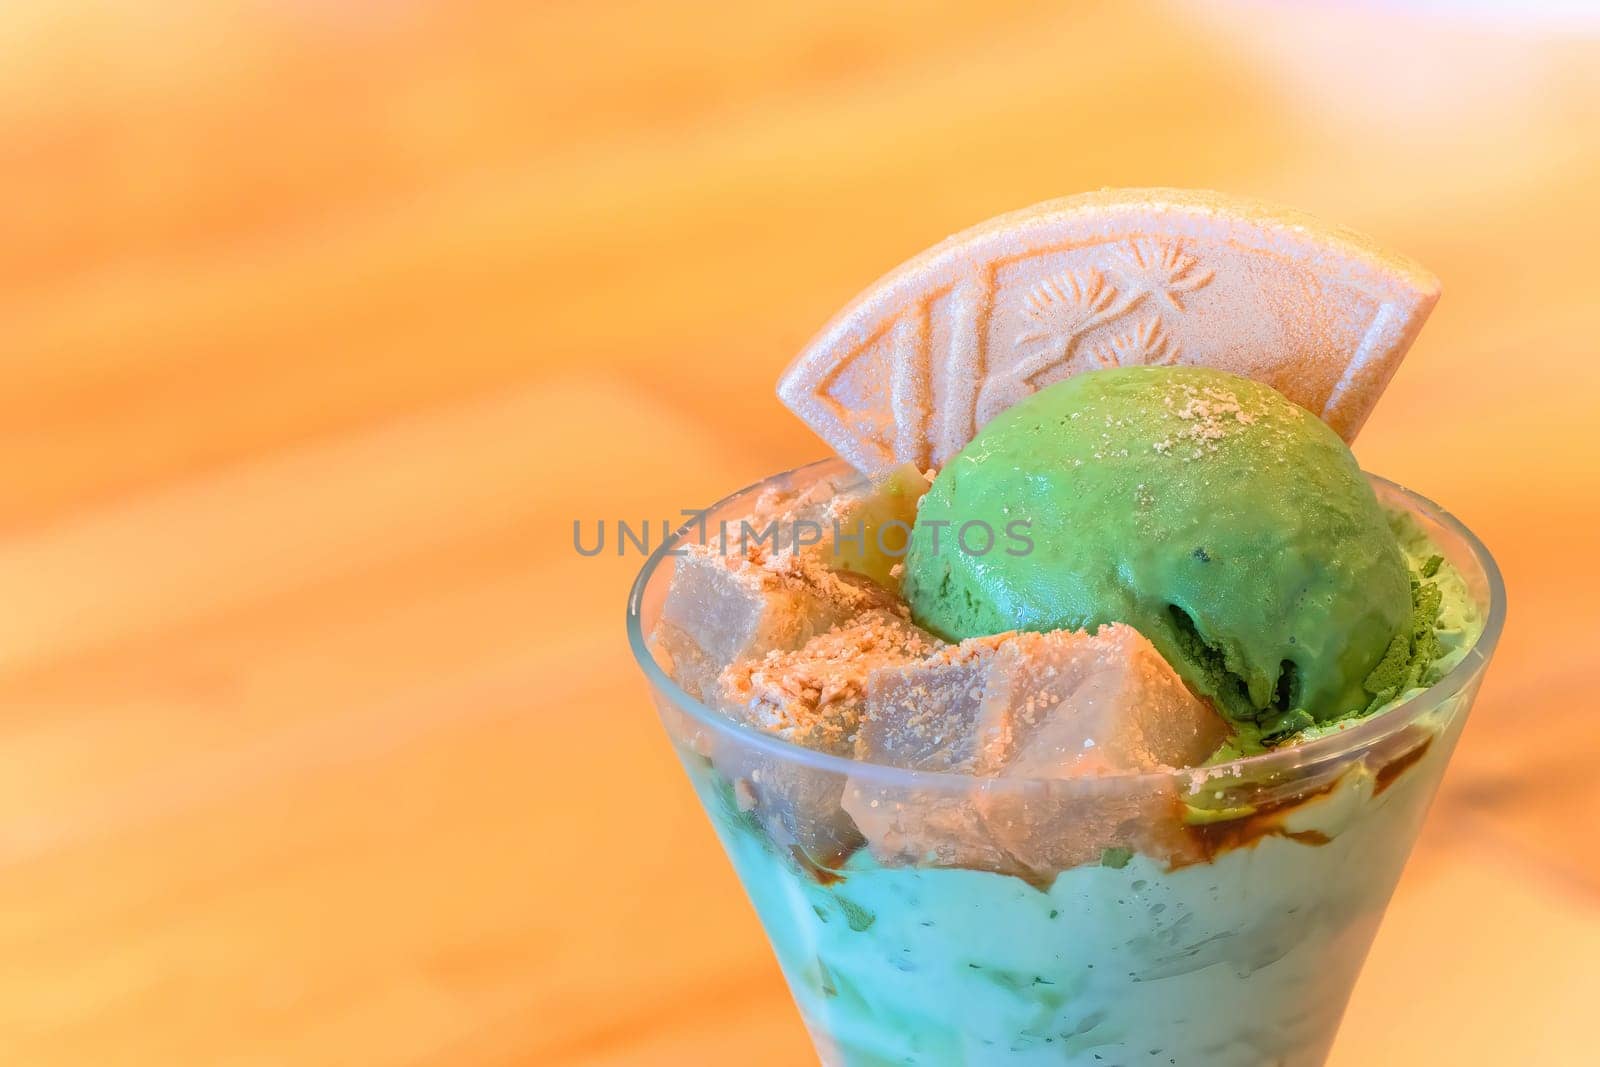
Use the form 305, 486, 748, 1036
628, 459, 1504, 1066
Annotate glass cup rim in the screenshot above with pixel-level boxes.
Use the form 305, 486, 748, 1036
625, 457, 1506, 790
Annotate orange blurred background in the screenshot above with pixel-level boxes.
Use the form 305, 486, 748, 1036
1, 1, 1597, 1064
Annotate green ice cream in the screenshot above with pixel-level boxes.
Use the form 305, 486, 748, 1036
902, 367, 1411, 727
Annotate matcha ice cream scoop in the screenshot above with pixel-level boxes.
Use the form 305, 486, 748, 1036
902, 366, 1411, 727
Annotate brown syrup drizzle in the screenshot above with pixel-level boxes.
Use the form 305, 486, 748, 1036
1374, 732, 1434, 795
767, 724, 1439, 888
1169, 775, 1344, 871
790, 845, 849, 886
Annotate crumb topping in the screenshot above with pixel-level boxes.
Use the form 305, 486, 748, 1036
721, 609, 942, 753
1158, 382, 1265, 458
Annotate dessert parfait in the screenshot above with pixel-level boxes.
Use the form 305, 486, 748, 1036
628, 190, 1504, 1066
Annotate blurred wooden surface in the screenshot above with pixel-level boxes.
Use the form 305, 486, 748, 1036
1, 1, 1596, 1063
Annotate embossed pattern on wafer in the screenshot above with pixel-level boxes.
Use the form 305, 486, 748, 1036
779, 188, 1440, 472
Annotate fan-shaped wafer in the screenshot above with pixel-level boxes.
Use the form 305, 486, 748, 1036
778, 188, 1439, 473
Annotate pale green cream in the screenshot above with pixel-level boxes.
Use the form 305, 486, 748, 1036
692, 699, 1464, 1066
